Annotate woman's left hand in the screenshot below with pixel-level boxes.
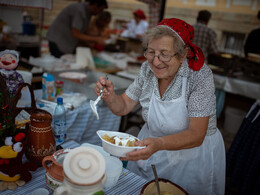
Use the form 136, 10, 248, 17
120, 137, 163, 161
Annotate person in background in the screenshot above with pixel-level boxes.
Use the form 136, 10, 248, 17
244, 10, 260, 58
121, 9, 148, 39
86, 11, 111, 37
193, 10, 219, 62
46, 0, 108, 58
94, 18, 225, 195
83, 11, 112, 49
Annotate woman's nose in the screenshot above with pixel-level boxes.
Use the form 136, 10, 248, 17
152, 55, 161, 65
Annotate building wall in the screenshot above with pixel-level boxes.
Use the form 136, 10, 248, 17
23, 0, 259, 54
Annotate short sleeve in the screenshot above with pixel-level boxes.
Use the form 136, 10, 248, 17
72, 11, 85, 31
188, 65, 216, 117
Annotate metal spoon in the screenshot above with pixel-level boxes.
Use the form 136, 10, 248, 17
152, 164, 161, 195
90, 75, 108, 120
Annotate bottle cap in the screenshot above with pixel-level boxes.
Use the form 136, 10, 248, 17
55, 80, 64, 86
57, 97, 63, 104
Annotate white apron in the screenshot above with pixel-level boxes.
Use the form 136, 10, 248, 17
127, 77, 225, 195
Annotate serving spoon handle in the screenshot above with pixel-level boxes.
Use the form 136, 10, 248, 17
152, 164, 161, 195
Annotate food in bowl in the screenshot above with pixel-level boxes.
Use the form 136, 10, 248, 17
141, 178, 188, 195
97, 130, 145, 157
102, 134, 138, 147
153, 192, 173, 195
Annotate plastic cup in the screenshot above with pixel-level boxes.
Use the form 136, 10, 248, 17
104, 156, 123, 189
31, 188, 49, 195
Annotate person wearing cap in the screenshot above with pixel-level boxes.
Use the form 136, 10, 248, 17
193, 10, 219, 62
121, 9, 148, 39
0, 49, 24, 95
46, 0, 108, 58
94, 18, 225, 194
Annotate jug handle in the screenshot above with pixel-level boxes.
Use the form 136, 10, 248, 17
54, 186, 69, 195
42, 155, 57, 170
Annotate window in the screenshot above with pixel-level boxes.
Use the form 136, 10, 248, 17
220, 31, 246, 56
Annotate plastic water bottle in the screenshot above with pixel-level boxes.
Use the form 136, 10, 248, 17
54, 97, 67, 144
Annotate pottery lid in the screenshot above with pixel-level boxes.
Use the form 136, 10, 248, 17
63, 146, 106, 185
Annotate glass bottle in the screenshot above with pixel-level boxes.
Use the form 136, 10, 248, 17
55, 80, 64, 96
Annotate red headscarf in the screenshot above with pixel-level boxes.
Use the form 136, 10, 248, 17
157, 18, 204, 71
133, 9, 146, 20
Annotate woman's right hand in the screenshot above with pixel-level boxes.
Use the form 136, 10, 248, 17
95, 76, 138, 116
94, 76, 116, 104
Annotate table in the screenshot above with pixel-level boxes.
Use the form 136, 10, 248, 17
213, 74, 260, 99
65, 100, 121, 145
31, 89, 121, 145
40, 100, 121, 145
2, 140, 148, 195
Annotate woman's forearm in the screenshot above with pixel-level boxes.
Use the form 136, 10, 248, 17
159, 117, 209, 151
72, 28, 99, 43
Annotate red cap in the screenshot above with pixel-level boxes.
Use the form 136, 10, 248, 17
134, 9, 146, 20
157, 18, 204, 71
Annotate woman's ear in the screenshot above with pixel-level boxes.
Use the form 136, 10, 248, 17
180, 46, 189, 64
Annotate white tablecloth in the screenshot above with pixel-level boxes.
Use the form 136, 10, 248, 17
214, 74, 260, 99
28, 89, 121, 145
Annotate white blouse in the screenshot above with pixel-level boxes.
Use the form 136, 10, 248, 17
125, 60, 217, 135
121, 19, 148, 38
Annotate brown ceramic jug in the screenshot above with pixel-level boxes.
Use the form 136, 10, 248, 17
42, 148, 71, 182
26, 110, 56, 166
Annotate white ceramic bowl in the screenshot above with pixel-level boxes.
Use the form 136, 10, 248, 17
104, 156, 123, 189
58, 72, 87, 83
97, 130, 145, 157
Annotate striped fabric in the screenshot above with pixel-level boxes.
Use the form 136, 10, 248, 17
2, 140, 148, 195
64, 100, 121, 145
34, 89, 121, 145
137, 0, 162, 28
192, 22, 218, 61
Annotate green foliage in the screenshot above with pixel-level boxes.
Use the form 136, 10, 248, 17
0, 92, 16, 146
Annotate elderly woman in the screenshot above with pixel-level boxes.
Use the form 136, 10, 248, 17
94, 18, 225, 194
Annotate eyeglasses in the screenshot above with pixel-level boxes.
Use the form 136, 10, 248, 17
144, 51, 178, 62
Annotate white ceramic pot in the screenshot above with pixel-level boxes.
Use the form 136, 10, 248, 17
54, 147, 106, 195
45, 172, 62, 190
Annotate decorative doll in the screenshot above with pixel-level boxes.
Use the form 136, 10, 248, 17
0, 50, 38, 191
0, 50, 24, 96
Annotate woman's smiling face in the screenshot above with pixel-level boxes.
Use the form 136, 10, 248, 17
147, 36, 183, 81
0, 53, 18, 70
